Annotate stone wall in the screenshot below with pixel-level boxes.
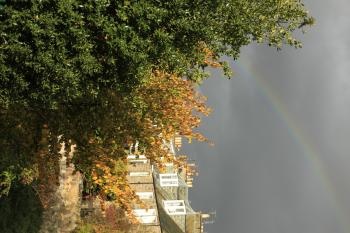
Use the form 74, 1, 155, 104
40, 143, 82, 233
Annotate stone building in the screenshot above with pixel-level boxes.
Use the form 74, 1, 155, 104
40, 143, 82, 233
79, 137, 212, 233
153, 162, 205, 233
127, 154, 162, 233
37, 135, 211, 233
127, 137, 212, 233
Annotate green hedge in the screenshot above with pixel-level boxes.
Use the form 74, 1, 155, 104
0, 184, 43, 233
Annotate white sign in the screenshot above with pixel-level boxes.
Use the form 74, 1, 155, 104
163, 200, 186, 215
129, 171, 149, 176
160, 173, 179, 187
136, 192, 154, 199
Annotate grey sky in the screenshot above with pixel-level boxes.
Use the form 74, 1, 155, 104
182, 1, 350, 233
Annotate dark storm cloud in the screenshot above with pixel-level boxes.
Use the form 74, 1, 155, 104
182, 1, 350, 233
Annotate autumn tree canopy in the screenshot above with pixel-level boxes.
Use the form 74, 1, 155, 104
0, 0, 313, 208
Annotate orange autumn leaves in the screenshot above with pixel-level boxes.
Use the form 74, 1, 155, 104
91, 158, 145, 223
202, 47, 222, 68
137, 70, 211, 139
88, 70, 211, 222
133, 70, 211, 167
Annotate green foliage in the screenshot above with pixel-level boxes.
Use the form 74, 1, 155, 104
114, 158, 128, 175
75, 223, 95, 233
0, 169, 16, 197
0, 106, 44, 196
0, 0, 313, 109
0, 0, 5, 10
0, 184, 43, 233
0, 166, 39, 196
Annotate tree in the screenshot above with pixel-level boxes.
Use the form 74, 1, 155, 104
0, 0, 313, 214
0, 0, 313, 108
73, 70, 211, 219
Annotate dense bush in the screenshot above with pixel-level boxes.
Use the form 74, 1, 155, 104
0, 184, 43, 233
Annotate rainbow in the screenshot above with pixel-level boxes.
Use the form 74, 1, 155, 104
236, 56, 350, 232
